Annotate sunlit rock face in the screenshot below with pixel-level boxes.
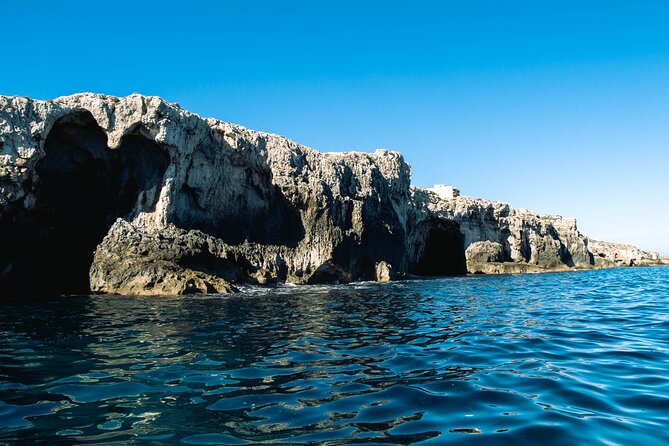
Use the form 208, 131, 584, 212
410, 188, 595, 273
0, 93, 413, 295
0, 93, 659, 295
588, 239, 667, 268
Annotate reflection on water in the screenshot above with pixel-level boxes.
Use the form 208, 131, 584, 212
1, 267, 669, 444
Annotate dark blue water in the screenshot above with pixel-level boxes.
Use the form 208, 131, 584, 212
1, 267, 668, 445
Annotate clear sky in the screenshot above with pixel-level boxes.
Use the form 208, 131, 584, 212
3, 1, 668, 254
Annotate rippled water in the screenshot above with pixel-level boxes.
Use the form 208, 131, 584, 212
1, 267, 669, 445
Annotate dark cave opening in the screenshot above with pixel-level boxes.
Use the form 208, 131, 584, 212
174, 177, 305, 247
257, 185, 305, 246
115, 134, 170, 217
412, 218, 467, 276
1, 112, 169, 295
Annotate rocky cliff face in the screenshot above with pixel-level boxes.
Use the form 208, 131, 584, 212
588, 240, 667, 268
410, 189, 594, 274
0, 93, 662, 295
0, 93, 414, 295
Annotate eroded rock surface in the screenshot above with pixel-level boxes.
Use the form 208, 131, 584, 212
588, 240, 668, 268
466, 241, 505, 264
90, 220, 238, 295
0, 93, 412, 294
411, 189, 594, 272
0, 93, 662, 295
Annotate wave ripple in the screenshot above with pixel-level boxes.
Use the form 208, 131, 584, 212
1, 267, 668, 444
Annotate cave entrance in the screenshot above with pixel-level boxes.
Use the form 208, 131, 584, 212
412, 218, 467, 276
2, 112, 169, 295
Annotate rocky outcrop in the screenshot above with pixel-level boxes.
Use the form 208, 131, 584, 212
465, 241, 505, 264
410, 189, 594, 274
0, 93, 412, 295
90, 220, 238, 295
0, 93, 662, 296
464, 241, 520, 274
588, 240, 668, 268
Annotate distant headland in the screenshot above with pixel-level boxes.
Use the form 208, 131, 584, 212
0, 93, 666, 295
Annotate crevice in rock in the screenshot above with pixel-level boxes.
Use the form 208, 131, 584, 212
557, 245, 576, 268
0, 112, 169, 295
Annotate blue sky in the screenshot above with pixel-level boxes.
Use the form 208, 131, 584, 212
3, 1, 669, 253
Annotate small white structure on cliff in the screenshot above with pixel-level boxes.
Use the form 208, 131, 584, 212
431, 184, 460, 199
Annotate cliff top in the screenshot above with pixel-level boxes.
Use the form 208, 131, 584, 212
0, 92, 402, 160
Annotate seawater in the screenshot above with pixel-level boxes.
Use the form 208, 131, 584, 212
1, 267, 668, 445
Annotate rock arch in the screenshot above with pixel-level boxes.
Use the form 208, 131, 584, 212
0, 111, 170, 295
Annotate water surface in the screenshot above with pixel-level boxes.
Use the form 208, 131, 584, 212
1, 267, 668, 445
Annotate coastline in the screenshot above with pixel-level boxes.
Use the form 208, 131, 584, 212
0, 93, 664, 296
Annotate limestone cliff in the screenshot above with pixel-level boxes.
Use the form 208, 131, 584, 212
410, 189, 594, 274
0, 93, 412, 294
588, 240, 667, 268
0, 93, 662, 295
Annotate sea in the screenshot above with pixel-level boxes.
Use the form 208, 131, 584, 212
1, 267, 668, 445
